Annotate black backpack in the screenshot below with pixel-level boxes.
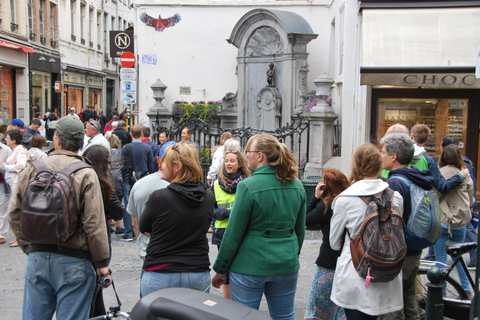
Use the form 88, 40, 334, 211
19, 159, 91, 245
349, 188, 407, 283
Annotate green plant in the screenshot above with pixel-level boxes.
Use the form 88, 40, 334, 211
171, 100, 222, 121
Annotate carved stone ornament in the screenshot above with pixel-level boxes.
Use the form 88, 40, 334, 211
222, 92, 238, 109
246, 27, 284, 57
297, 61, 309, 109
257, 87, 282, 131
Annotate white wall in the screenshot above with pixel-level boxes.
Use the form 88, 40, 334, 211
134, 1, 334, 125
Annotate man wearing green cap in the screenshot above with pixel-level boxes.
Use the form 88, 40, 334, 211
8, 116, 111, 320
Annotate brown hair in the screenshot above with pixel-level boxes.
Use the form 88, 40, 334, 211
141, 126, 151, 138
160, 142, 203, 183
245, 134, 298, 185
83, 145, 113, 203
438, 144, 465, 170
221, 131, 232, 140
321, 168, 350, 212
218, 151, 251, 191
107, 134, 121, 150
130, 125, 142, 139
411, 124, 431, 145
30, 134, 46, 149
349, 142, 383, 184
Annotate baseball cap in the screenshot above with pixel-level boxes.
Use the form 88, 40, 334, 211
49, 117, 85, 139
7, 118, 24, 128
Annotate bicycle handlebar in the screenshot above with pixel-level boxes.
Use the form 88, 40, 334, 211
88, 311, 129, 320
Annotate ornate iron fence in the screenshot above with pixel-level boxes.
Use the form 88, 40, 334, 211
153, 112, 310, 182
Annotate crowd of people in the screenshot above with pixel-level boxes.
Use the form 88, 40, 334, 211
0, 112, 477, 320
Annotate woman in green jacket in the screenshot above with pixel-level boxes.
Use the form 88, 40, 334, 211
212, 134, 306, 320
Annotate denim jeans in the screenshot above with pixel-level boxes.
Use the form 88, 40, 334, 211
123, 182, 134, 238
434, 224, 471, 292
229, 272, 298, 320
23, 252, 96, 320
140, 271, 211, 298
465, 222, 477, 266
344, 309, 378, 320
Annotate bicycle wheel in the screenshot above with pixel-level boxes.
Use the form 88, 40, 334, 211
416, 265, 471, 320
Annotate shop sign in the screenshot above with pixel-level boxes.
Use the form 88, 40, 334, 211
64, 72, 85, 85
88, 77, 103, 87
109, 30, 134, 58
54, 81, 62, 93
361, 73, 480, 89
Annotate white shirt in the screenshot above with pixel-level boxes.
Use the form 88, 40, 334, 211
80, 133, 111, 155
207, 145, 225, 180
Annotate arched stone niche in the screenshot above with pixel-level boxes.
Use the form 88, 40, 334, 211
228, 9, 317, 129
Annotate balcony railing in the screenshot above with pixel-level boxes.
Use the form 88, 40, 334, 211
10, 23, 18, 32
81, 38, 86, 45
90, 41, 94, 48
29, 32, 36, 41
40, 37, 46, 45
71, 34, 76, 42
51, 39, 57, 48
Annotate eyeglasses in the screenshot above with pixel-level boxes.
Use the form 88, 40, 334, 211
225, 150, 239, 154
88, 119, 100, 131
172, 143, 179, 150
246, 150, 261, 154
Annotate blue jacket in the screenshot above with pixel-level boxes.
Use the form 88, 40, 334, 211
462, 156, 477, 208
425, 154, 464, 194
121, 142, 156, 184
387, 167, 434, 255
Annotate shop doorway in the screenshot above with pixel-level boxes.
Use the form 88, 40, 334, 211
371, 88, 480, 199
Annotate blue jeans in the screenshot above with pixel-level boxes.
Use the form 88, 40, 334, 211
140, 271, 211, 298
229, 272, 298, 320
123, 182, 134, 238
434, 224, 471, 292
23, 252, 96, 320
465, 222, 477, 266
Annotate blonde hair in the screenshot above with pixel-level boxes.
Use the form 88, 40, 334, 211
349, 142, 382, 184
107, 134, 121, 150
161, 142, 203, 183
245, 134, 298, 185
219, 150, 251, 190
223, 138, 241, 154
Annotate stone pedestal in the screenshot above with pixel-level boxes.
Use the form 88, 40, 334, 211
304, 73, 338, 177
147, 78, 171, 130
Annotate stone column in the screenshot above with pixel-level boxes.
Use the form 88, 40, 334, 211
304, 73, 338, 178
147, 78, 171, 130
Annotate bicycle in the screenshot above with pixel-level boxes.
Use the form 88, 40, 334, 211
89, 306, 129, 320
415, 240, 477, 320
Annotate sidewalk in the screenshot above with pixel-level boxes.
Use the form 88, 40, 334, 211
0, 229, 322, 319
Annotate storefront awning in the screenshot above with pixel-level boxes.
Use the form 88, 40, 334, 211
0, 40, 35, 53
362, 8, 480, 68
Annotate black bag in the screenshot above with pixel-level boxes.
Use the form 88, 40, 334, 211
19, 159, 91, 245
349, 188, 407, 282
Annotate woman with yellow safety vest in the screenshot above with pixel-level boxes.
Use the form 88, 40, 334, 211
213, 145, 250, 299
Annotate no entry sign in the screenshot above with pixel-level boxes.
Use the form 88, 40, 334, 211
120, 52, 136, 68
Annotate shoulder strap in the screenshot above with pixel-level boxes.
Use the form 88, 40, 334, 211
30, 159, 50, 173
389, 174, 413, 190
125, 144, 133, 169
60, 161, 92, 177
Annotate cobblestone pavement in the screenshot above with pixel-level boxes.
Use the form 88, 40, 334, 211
0, 229, 322, 319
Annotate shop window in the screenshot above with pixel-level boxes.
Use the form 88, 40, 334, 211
377, 98, 468, 159
67, 88, 83, 114
0, 67, 14, 127
89, 90, 101, 109
31, 71, 51, 118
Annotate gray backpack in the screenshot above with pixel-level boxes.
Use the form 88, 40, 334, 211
391, 175, 441, 250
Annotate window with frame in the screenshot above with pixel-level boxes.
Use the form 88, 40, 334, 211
71, 0, 76, 36
50, 4, 56, 39
28, 0, 33, 35
10, 0, 16, 24
89, 8, 93, 45
104, 13, 108, 54
97, 12, 102, 50
80, 4, 85, 42
39, 0, 45, 38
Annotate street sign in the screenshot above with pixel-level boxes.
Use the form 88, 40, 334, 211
121, 80, 136, 104
120, 52, 136, 68
109, 30, 134, 58
120, 68, 136, 80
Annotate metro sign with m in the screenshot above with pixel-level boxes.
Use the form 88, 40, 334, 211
109, 30, 134, 58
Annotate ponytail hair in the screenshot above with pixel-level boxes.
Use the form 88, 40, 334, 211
349, 142, 382, 184
246, 134, 298, 185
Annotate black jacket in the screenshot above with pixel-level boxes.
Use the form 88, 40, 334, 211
112, 128, 132, 147
306, 197, 341, 270
140, 182, 214, 272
